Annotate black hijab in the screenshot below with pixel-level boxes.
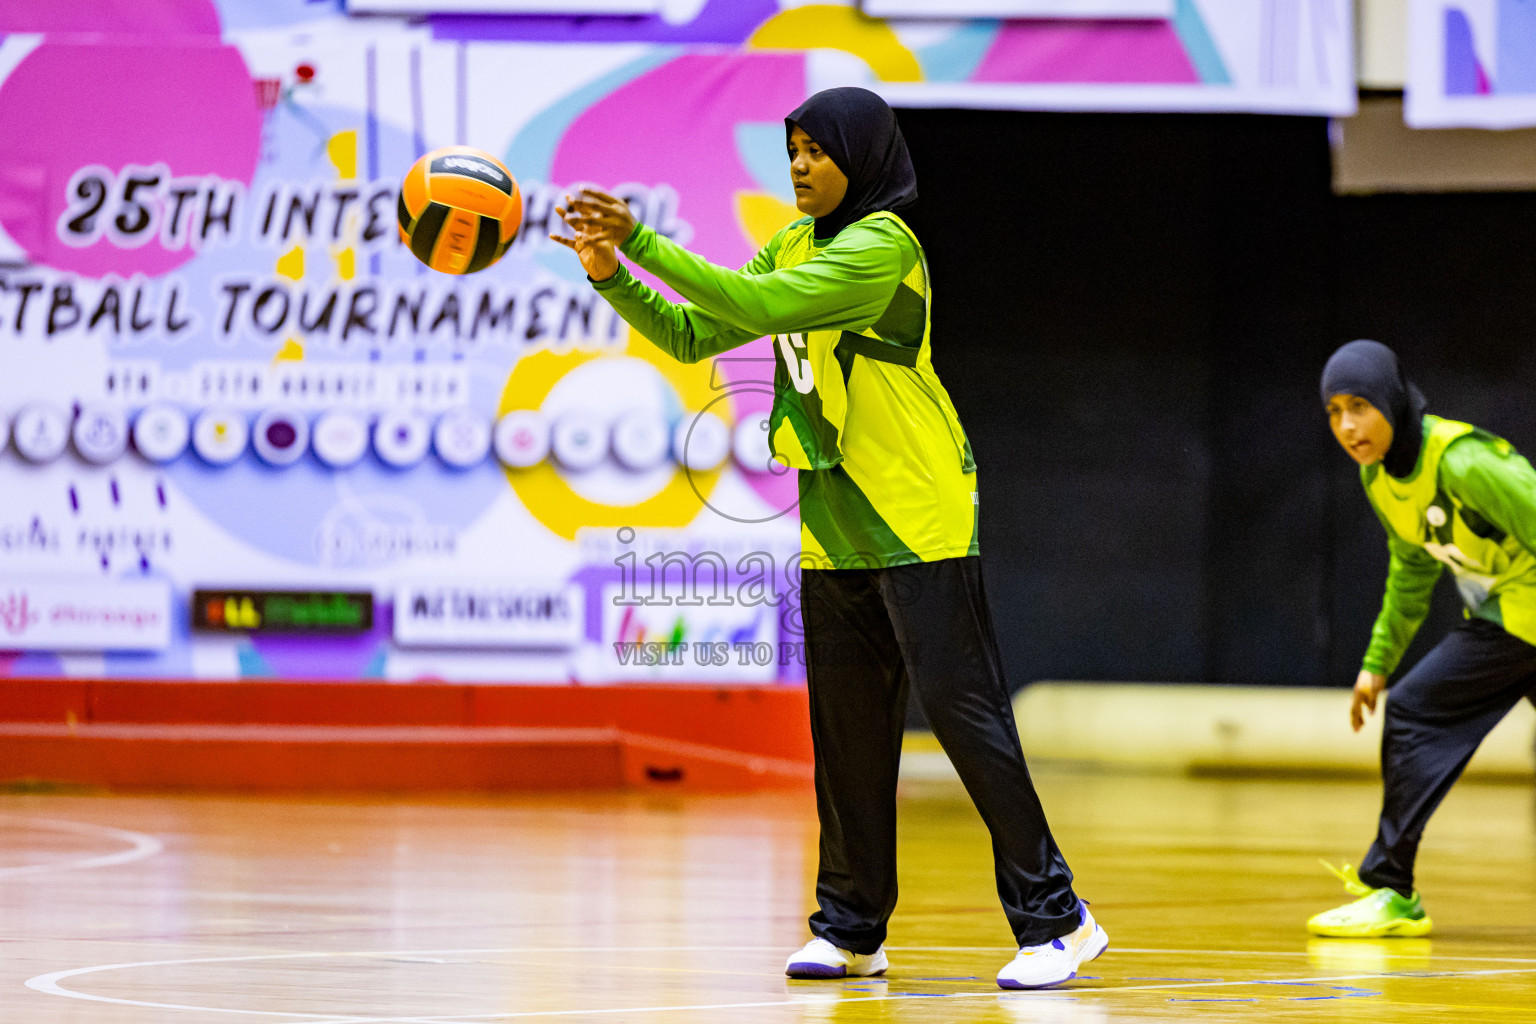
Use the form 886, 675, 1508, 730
1320, 339, 1429, 478
784, 87, 917, 241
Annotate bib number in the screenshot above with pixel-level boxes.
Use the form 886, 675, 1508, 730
775, 332, 815, 395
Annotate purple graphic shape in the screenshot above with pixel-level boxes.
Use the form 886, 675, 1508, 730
1444, 8, 1490, 95
266, 422, 297, 448
975, 19, 1200, 84
429, 0, 776, 44
0, 0, 220, 35
0, 652, 63, 676
0, 39, 261, 277
1497, 0, 1536, 94
246, 610, 392, 681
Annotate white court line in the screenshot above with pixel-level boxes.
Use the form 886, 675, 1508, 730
24, 946, 1536, 1024
0, 816, 163, 879
893, 945, 1536, 965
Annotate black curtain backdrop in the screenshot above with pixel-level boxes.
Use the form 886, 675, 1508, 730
891, 109, 1536, 698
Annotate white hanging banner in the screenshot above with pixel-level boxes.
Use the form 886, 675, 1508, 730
863, 0, 1173, 17
1406, 0, 1536, 128
876, 0, 1356, 116
346, 1, 660, 12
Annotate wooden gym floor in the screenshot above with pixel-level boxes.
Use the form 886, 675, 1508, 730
2, 767, 1533, 1023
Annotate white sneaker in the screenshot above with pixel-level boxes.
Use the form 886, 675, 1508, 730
996, 905, 1108, 990
784, 936, 889, 979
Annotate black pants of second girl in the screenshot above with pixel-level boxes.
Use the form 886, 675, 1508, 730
800, 555, 1081, 954
1359, 617, 1536, 896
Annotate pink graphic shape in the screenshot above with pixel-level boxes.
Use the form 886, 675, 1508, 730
552, 53, 803, 281
550, 53, 806, 516
976, 19, 1200, 84
0, 40, 261, 278
0, 0, 220, 36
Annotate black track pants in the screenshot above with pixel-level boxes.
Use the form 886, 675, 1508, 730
800, 556, 1080, 953
1359, 617, 1536, 895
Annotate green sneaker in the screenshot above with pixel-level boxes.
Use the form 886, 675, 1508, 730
1307, 862, 1432, 938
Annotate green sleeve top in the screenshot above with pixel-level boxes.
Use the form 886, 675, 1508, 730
1363, 423, 1536, 675
590, 220, 905, 357
587, 215, 980, 568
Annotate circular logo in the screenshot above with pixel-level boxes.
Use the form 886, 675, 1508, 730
731, 411, 783, 475
373, 410, 431, 468
132, 404, 190, 464
673, 411, 731, 472
433, 408, 491, 469
192, 408, 249, 465
13, 403, 72, 464
493, 410, 550, 468
311, 410, 370, 469
550, 412, 608, 471
610, 410, 671, 472
72, 403, 129, 464
251, 408, 310, 467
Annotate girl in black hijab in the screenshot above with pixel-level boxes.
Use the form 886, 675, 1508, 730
1319, 338, 1428, 478
555, 87, 1104, 989
1312, 339, 1536, 937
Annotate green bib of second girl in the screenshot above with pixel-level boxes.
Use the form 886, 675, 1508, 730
1365, 415, 1536, 634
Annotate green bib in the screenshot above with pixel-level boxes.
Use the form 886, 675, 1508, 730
1365, 415, 1536, 631
766, 212, 972, 475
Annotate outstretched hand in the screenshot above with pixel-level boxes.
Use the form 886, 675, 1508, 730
1350, 669, 1386, 732
561, 189, 638, 246
549, 189, 637, 282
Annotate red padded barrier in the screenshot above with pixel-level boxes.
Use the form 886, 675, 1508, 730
0, 679, 812, 792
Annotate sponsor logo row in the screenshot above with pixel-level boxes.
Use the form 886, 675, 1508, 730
0, 403, 777, 474
1, 580, 780, 682
0, 582, 582, 651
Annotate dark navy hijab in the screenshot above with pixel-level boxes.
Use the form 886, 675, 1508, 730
785, 87, 917, 241
1320, 339, 1429, 478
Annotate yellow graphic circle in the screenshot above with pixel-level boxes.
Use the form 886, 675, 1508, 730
497, 329, 732, 540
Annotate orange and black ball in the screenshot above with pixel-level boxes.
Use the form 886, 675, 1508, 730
397, 146, 522, 275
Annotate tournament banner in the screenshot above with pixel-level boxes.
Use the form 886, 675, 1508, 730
0, 5, 807, 684
0, 0, 1351, 685
1406, 0, 1536, 128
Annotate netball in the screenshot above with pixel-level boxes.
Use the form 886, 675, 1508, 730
397, 145, 522, 274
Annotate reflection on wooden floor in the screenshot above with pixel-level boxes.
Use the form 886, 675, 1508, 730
2, 767, 1534, 1022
